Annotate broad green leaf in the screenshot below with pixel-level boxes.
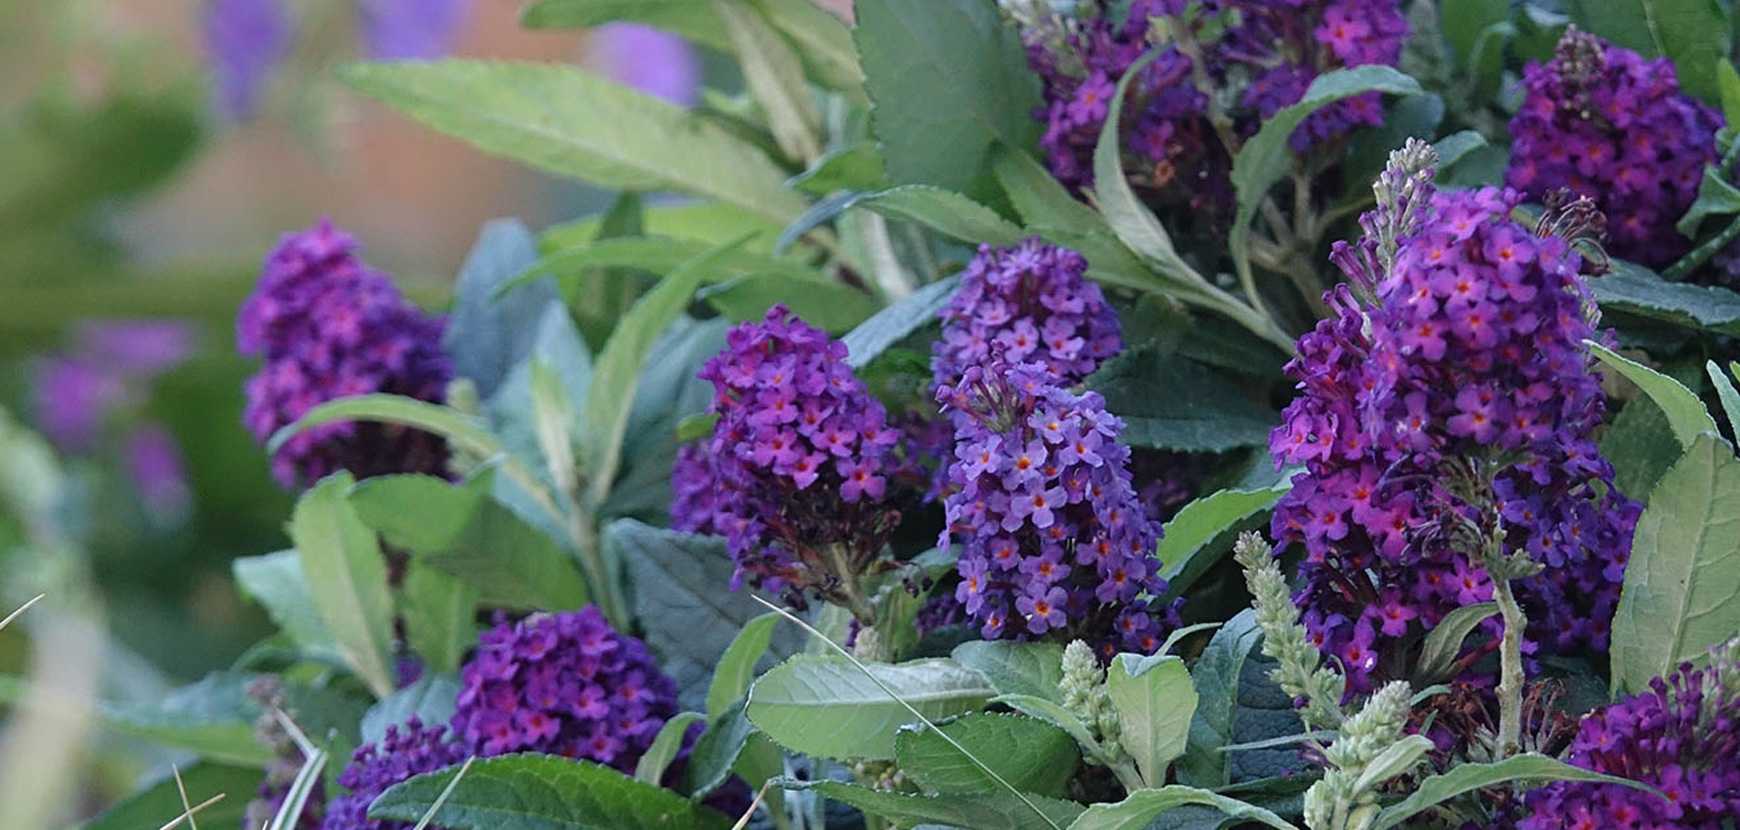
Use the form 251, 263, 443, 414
746, 655, 993, 760
697, 272, 879, 332
1179, 609, 1262, 788
1610, 433, 1740, 695
993, 694, 1110, 761
791, 143, 889, 195
1088, 347, 1277, 453
992, 143, 1102, 234
340, 61, 807, 224
1416, 603, 1498, 683
400, 561, 477, 675
707, 612, 782, 717
233, 550, 341, 663
851, 185, 1026, 246
1589, 342, 1718, 449
519, 0, 734, 52
1590, 260, 1740, 336
362, 674, 460, 745
750, 0, 864, 94
291, 473, 397, 698
1710, 360, 1740, 439
583, 236, 756, 504
1371, 753, 1657, 829
1156, 482, 1291, 597
779, 779, 1083, 830
370, 754, 734, 830
347, 474, 480, 555
542, 203, 783, 253
1441, 0, 1511, 65
1105, 654, 1197, 787
840, 274, 960, 369
855, 0, 1042, 207
895, 712, 1079, 798
444, 218, 557, 399
1601, 395, 1689, 503
1230, 66, 1422, 292
1091, 51, 1195, 286
684, 696, 757, 797
636, 712, 705, 785
1064, 785, 1299, 830
82, 762, 259, 830
715, 0, 820, 162
950, 640, 1065, 703
1564, 0, 1731, 102
83, 673, 277, 769
610, 520, 798, 712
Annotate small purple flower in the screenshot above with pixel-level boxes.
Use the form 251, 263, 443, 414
202, 0, 290, 121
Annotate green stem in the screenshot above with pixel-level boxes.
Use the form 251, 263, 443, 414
1490, 571, 1526, 757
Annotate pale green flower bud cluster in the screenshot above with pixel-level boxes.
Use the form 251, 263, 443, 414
1233, 531, 1345, 730
1061, 640, 1125, 762
443, 377, 489, 478
1305, 682, 1426, 830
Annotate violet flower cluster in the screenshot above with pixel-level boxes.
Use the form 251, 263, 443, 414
931, 238, 1123, 390
1505, 28, 1721, 270
321, 718, 468, 830
1023, 0, 1407, 219
688, 305, 909, 614
1272, 181, 1638, 695
937, 361, 1181, 657
1504, 651, 1740, 829
237, 220, 453, 489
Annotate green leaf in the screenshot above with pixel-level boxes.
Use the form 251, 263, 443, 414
83, 762, 260, 830
992, 694, 1108, 761
1676, 166, 1740, 237
400, 561, 478, 675
514, 237, 827, 308
750, 0, 864, 94
1230, 66, 1422, 292
636, 712, 706, 785
486, 303, 593, 495
88, 673, 277, 768
949, 640, 1065, 703
362, 674, 460, 745
1064, 785, 1299, 830
1088, 347, 1278, 453
1719, 60, 1740, 127
1590, 260, 1740, 336
1601, 395, 1690, 503
349, 473, 589, 611
518, 0, 734, 53
1610, 433, 1740, 695
610, 520, 798, 712
791, 143, 889, 195
839, 274, 960, 369
1090, 51, 1198, 288
369, 754, 734, 830
1156, 482, 1290, 597
1564, 0, 1731, 102
1441, 0, 1511, 65
583, 235, 756, 504
851, 185, 1027, 246
715, 0, 820, 162
607, 317, 730, 520
1105, 654, 1198, 787
780, 779, 1083, 830
233, 550, 341, 663
542, 203, 783, 253
1416, 603, 1498, 683
291, 473, 397, 699
684, 696, 757, 797
339, 61, 807, 225
707, 612, 781, 717
445, 218, 558, 400
1589, 342, 1719, 449
1371, 753, 1657, 829
746, 655, 994, 760
855, 0, 1042, 207
698, 272, 879, 332
1709, 360, 1740, 439
895, 712, 1079, 798
992, 143, 1102, 234
1179, 609, 1262, 789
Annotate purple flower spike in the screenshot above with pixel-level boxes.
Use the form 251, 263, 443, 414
202, 0, 291, 121
237, 220, 453, 489
321, 717, 468, 830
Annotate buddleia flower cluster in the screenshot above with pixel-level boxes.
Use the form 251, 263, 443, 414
1271, 146, 1639, 695
937, 361, 1180, 657
1020, 0, 1407, 222
1506, 27, 1721, 270
1500, 642, 1740, 829
237, 220, 453, 489
689, 305, 915, 616
321, 718, 467, 830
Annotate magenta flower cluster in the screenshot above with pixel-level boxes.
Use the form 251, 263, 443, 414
1507, 657, 1740, 829
237, 220, 453, 489
1026, 0, 1407, 214
689, 305, 907, 609
1506, 28, 1721, 269
1272, 184, 1638, 694
931, 238, 1123, 390
321, 717, 468, 830
937, 362, 1180, 657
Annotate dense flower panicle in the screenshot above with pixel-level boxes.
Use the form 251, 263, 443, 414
321, 718, 468, 830
932, 239, 1123, 391
1505, 28, 1721, 269
238, 220, 453, 489
451, 608, 680, 771
693, 305, 914, 609
1506, 651, 1740, 829
1271, 184, 1639, 694
938, 361, 1180, 657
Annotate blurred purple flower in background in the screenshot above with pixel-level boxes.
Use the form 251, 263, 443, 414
584, 23, 701, 106
31, 358, 125, 453
125, 426, 194, 526
357, 0, 473, 60
202, 0, 291, 121
74, 319, 199, 378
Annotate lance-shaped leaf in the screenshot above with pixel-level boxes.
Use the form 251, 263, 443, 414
746, 656, 993, 760
895, 712, 1080, 797
370, 754, 734, 830
291, 473, 397, 698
